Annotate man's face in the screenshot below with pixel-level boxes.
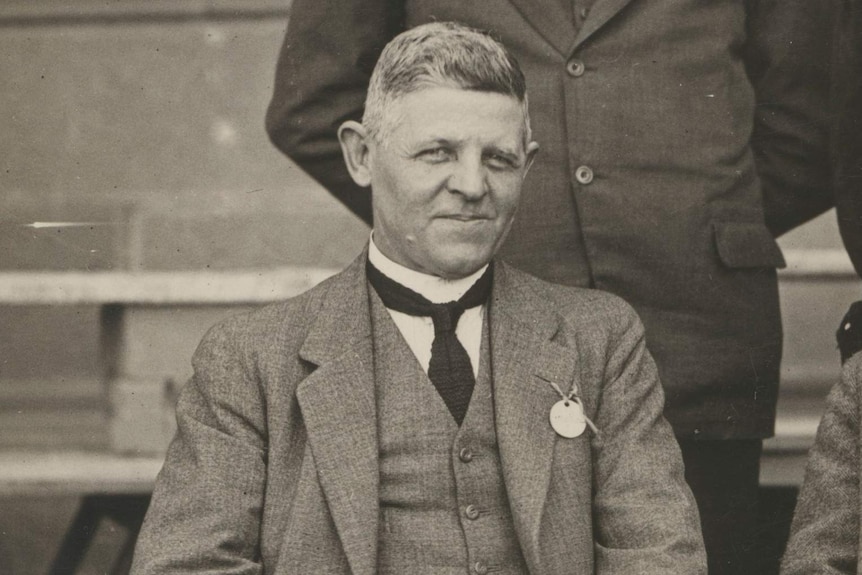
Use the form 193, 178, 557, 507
365, 87, 537, 279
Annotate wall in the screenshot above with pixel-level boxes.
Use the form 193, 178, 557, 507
0, 0, 368, 455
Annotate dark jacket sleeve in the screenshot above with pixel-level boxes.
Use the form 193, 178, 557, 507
265, 0, 406, 224
832, 0, 862, 276
745, 0, 836, 236
780, 354, 862, 575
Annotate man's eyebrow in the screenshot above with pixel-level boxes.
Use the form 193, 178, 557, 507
416, 136, 462, 147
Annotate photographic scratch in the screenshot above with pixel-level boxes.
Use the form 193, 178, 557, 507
20, 222, 116, 228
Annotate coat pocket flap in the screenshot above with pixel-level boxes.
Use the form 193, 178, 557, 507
713, 222, 786, 269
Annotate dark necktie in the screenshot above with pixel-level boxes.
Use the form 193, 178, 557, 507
366, 259, 493, 425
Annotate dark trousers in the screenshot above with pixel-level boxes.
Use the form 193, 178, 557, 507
678, 438, 763, 575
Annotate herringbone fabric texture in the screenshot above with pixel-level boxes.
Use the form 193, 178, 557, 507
366, 260, 492, 425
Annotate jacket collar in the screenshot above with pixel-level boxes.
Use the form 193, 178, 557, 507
296, 251, 578, 575
296, 250, 379, 575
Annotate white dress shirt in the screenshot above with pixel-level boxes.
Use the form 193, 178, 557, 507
368, 235, 487, 378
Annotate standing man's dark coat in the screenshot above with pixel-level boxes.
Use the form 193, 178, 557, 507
267, 0, 833, 440
266, 2, 834, 570
832, 0, 862, 275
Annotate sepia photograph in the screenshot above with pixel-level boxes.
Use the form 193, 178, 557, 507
0, 1, 860, 573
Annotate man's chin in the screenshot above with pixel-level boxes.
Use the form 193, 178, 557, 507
426, 249, 494, 280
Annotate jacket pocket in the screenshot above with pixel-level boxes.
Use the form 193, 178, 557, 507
712, 221, 787, 269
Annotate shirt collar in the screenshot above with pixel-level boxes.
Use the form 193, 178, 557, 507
368, 233, 489, 304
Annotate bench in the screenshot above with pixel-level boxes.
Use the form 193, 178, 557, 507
0, 250, 856, 571
0, 266, 335, 574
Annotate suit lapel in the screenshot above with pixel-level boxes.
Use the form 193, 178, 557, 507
296, 252, 379, 575
571, 0, 636, 52
506, 0, 577, 56
490, 264, 580, 575
506, 0, 637, 56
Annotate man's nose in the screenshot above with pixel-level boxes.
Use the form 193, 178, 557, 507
449, 156, 488, 200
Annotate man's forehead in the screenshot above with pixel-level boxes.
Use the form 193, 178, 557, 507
385, 87, 527, 145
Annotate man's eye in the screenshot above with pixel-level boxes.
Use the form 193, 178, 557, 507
486, 153, 517, 170
417, 148, 452, 162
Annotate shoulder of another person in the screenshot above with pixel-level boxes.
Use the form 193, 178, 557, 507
838, 300, 862, 363
498, 262, 640, 331
197, 265, 358, 360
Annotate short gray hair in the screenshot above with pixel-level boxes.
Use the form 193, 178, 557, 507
363, 21, 531, 143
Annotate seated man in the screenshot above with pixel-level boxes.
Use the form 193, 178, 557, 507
131, 22, 706, 574
780, 303, 862, 574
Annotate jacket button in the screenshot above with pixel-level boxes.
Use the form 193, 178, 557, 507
459, 447, 474, 463
575, 165, 594, 184
473, 561, 489, 575
465, 504, 480, 520
566, 58, 586, 77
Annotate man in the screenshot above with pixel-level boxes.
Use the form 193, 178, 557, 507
832, 0, 862, 277
782, 15, 862, 554
780, 350, 862, 574
132, 23, 706, 574
265, 3, 835, 573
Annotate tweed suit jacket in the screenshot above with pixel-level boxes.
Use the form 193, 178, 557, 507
781, 352, 862, 574
266, 0, 836, 439
131, 251, 706, 574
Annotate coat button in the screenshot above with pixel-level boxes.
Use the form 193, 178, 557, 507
566, 58, 586, 77
459, 447, 474, 463
465, 504, 480, 520
575, 165, 594, 184
473, 561, 489, 575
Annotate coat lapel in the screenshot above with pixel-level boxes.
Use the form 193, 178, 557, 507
506, 0, 577, 56
296, 252, 379, 575
571, 0, 636, 52
506, 0, 637, 56
490, 264, 580, 575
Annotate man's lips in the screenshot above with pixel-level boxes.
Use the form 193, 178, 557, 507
436, 213, 493, 222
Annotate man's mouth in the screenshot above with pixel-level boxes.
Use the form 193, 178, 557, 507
438, 214, 492, 222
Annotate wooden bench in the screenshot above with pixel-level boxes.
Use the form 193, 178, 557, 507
762, 249, 860, 486
0, 250, 857, 571
0, 266, 335, 574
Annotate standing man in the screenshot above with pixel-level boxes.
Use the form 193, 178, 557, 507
132, 23, 706, 574
266, 2, 836, 572
832, 0, 862, 277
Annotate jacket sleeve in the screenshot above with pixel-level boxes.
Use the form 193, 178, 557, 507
832, 0, 862, 277
591, 301, 708, 574
745, 0, 836, 236
780, 355, 862, 575
264, 0, 406, 224
131, 317, 267, 574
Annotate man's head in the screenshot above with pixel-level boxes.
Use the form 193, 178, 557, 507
338, 22, 539, 280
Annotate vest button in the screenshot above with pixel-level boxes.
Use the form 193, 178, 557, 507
464, 504, 480, 520
473, 561, 489, 575
575, 165, 594, 184
566, 58, 586, 77
459, 447, 474, 463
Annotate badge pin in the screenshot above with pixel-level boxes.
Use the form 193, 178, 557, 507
549, 398, 587, 438
543, 378, 600, 439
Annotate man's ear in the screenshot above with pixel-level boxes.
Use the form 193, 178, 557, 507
523, 141, 540, 177
338, 120, 373, 188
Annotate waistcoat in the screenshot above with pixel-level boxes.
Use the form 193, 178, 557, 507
370, 291, 528, 575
